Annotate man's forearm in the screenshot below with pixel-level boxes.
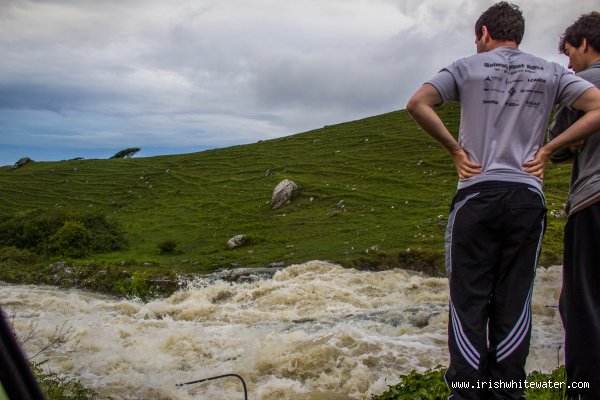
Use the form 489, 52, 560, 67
407, 85, 482, 179
525, 107, 600, 177
544, 108, 600, 154
407, 102, 461, 155
406, 84, 461, 155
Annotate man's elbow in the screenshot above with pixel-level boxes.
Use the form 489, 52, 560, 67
406, 84, 441, 116
406, 95, 421, 117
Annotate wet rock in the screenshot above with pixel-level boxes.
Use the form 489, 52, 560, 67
269, 261, 285, 268
409, 311, 431, 328
210, 266, 285, 283
271, 179, 299, 209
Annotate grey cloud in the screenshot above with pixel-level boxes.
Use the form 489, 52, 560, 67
0, 0, 596, 166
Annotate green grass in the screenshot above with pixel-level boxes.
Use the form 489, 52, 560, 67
0, 103, 572, 280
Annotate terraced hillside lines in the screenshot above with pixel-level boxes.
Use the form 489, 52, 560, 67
0, 103, 572, 272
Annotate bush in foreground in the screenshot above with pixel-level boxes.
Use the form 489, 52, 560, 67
32, 361, 98, 400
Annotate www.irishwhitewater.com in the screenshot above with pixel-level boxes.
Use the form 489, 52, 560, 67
450, 380, 590, 390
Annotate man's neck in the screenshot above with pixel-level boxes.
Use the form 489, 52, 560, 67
588, 55, 600, 68
487, 40, 518, 51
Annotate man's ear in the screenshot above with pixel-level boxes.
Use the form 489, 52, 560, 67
581, 37, 589, 52
481, 26, 491, 42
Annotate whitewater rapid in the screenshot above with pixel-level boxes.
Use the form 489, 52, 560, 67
0, 261, 564, 399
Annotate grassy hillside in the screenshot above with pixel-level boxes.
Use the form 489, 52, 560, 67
0, 103, 572, 282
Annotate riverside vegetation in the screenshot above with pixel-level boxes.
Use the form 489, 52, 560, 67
0, 103, 573, 399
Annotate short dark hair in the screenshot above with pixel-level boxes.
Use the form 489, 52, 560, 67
475, 2, 525, 45
559, 12, 600, 54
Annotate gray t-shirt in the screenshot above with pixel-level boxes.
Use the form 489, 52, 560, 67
549, 61, 600, 215
427, 46, 593, 191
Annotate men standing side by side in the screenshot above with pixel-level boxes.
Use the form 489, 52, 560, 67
407, 2, 600, 400
547, 12, 600, 400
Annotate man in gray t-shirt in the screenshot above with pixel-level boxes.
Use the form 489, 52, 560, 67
428, 47, 591, 191
406, 3, 600, 400
548, 12, 600, 400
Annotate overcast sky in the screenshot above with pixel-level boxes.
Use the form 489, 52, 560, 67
0, 0, 597, 166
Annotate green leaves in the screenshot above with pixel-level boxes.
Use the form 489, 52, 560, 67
372, 367, 450, 400
48, 220, 92, 258
0, 210, 126, 258
32, 361, 98, 400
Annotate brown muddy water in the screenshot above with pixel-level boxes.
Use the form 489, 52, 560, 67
0, 261, 564, 399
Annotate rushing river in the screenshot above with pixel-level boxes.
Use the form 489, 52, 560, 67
1, 261, 564, 400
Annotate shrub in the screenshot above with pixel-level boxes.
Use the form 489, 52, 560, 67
68, 211, 126, 253
372, 367, 450, 400
32, 361, 98, 400
157, 239, 178, 254
0, 210, 65, 253
0, 246, 37, 264
48, 221, 92, 258
112, 271, 150, 299
0, 210, 126, 257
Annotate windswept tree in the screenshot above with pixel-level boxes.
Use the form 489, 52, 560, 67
110, 147, 140, 159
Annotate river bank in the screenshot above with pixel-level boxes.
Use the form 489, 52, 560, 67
0, 248, 447, 300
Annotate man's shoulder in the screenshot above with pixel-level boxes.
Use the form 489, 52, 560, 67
579, 62, 600, 86
510, 49, 562, 69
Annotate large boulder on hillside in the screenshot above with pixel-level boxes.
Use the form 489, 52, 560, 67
228, 234, 251, 250
271, 179, 299, 209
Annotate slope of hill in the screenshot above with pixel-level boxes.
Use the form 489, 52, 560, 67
0, 103, 572, 280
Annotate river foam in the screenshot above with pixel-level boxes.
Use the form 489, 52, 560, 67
0, 261, 564, 399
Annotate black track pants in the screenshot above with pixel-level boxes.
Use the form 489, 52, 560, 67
559, 202, 600, 399
444, 182, 546, 400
